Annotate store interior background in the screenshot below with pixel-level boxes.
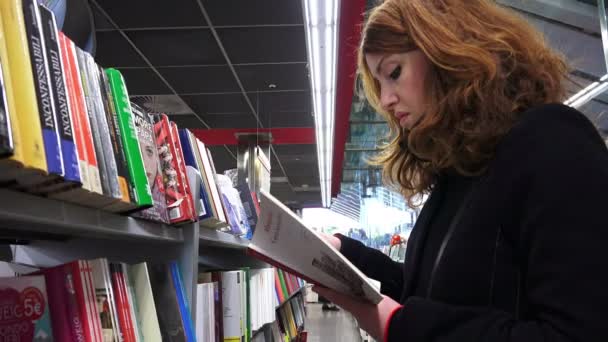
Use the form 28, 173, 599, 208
79, 0, 608, 254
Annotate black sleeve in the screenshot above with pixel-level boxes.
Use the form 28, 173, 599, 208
386, 104, 608, 342
336, 234, 404, 301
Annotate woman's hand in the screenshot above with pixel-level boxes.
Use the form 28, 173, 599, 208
312, 286, 402, 342
319, 233, 342, 251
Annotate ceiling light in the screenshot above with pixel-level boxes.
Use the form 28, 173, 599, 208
302, 0, 340, 207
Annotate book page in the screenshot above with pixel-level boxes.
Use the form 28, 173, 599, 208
250, 190, 383, 304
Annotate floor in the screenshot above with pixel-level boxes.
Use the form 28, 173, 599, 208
305, 303, 363, 342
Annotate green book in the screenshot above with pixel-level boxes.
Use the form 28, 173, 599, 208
241, 268, 251, 342
105, 68, 152, 208
277, 270, 289, 304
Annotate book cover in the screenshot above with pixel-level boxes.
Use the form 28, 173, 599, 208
39, 4, 79, 184
67, 261, 96, 342
62, 265, 86, 342
195, 283, 215, 342
197, 139, 227, 224
153, 115, 195, 224
0, 53, 12, 158
39, 268, 72, 341
83, 261, 105, 342
178, 129, 212, 221
127, 263, 162, 342
147, 263, 187, 342
169, 262, 196, 342
187, 132, 216, 219
0, 275, 54, 341
121, 263, 144, 342
90, 259, 121, 342
84, 54, 121, 201
0, 0, 47, 175
110, 263, 137, 342
170, 122, 197, 221
248, 190, 383, 304
57, 32, 89, 192
131, 103, 169, 223
99, 66, 136, 210
105, 68, 153, 208
22, 0, 63, 177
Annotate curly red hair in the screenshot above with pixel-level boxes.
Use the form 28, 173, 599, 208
358, 0, 568, 205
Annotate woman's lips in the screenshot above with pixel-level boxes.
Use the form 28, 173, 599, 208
396, 112, 410, 126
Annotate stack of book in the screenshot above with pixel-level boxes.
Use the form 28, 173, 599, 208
196, 268, 307, 342
0, 0, 256, 236
0, 259, 194, 342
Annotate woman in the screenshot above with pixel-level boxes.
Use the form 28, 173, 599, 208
314, 0, 608, 341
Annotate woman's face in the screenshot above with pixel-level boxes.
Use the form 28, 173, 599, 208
366, 51, 431, 130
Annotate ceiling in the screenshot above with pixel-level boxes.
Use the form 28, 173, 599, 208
89, 0, 321, 208
89, 0, 608, 213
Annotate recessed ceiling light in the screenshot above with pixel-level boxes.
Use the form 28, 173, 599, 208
268, 83, 277, 89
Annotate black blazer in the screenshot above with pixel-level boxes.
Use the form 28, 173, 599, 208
338, 104, 608, 341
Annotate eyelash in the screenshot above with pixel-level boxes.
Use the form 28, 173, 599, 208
389, 66, 401, 80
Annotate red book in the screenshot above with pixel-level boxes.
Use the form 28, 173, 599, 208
83, 261, 104, 342
170, 121, 197, 221
67, 261, 96, 342
110, 263, 137, 342
152, 114, 195, 223
37, 267, 73, 341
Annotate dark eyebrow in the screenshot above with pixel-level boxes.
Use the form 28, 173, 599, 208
376, 55, 388, 75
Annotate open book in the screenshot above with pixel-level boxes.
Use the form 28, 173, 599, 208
247, 190, 383, 304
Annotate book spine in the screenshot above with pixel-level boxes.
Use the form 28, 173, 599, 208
197, 138, 227, 223
99, 65, 133, 206
39, 4, 80, 183
170, 262, 196, 342
122, 263, 144, 342
87, 55, 121, 200
0, 49, 12, 158
84, 260, 105, 342
128, 263, 163, 342
179, 128, 213, 220
69, 261, 95, 342
170, 122, 197, 221
23, 0, 62, 176
58, 33, 89, 191
110, 263, 137, 342
189, 132, 219, 220
42, 268, 73, 341
274, 270, 286, 303
70, 41, 101, 194
211, 273, 224, 342
77, 47, 110, 197
0, 0, 46, 171
105, 68, 153, 207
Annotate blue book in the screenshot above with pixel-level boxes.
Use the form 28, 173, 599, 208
39, 4, 79, 183
170, 262, 196, 342
178, 129, 213, 220
23, 0, 63, 176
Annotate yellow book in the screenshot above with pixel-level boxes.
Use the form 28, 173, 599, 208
0, 0, 47, 175
0, 13, 22, 175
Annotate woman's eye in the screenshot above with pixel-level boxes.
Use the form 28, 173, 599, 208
389, 66, 401, 80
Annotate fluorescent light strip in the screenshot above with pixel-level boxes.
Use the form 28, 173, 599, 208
570, 82, 608, 108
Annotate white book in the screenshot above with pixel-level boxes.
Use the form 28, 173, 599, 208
221, 271, 243, 341
248, 190, 383, 304
128, 263, 162, 342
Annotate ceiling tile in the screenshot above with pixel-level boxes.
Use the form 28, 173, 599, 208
259, 111, 313, 128
250, 91, 312, 127
218, 26, 306, 64
181, 94, 251, 115
91, 4, 114, 30
273, 144, 316, 160
130, 95, 194, 115
93, 0, 207, 29
158, 66, 240, 94
95, 31, 147, 67
203, 114, 259, 128
166, 114, 207, 129
118, 68, 171, 95
235, 63, 309, 92
126, 29, 225, 66
202, 0, 303, 26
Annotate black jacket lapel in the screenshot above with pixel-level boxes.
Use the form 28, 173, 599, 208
401, 182, 443, 300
